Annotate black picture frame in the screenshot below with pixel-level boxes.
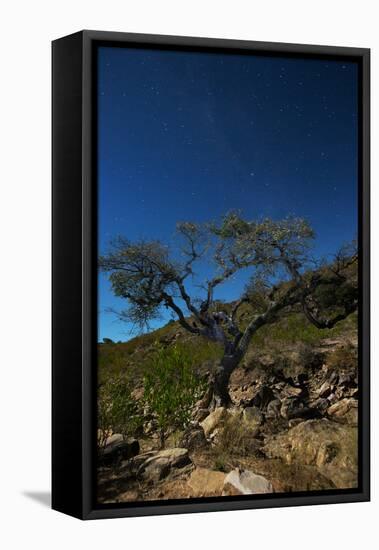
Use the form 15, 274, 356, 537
52, 30, 370, 520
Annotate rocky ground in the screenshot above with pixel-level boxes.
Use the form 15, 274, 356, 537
97, 333, 358, 503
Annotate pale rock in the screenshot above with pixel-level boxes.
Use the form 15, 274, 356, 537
200, 407, 227, 437
318, 381, 333, 398
327, 398, 358, 425
223, 469, 273, 495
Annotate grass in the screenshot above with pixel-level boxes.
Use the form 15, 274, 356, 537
98, 322, 223, 384
98, 306, 357, 385
250, 310, 357, 348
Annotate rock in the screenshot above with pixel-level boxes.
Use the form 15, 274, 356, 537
137, 448, 192, 482
242, 406, 263, 429
131, 386, 144, 400
263, 418, 358, 488
99, 438, 140, 467
200, 407, 227, 437
193, 408, 211, 423
223, 469, 273, 495
316, 441, 340, 467
179, 426, 207, 450
280, 398, 312, 419
145, 418, 160, 435
281, 384, 304, 398
266, 399, 282, 418
280, 397, 297, 419
328, 371, 339, 385
288, 418, 304, 428
105, 433, 123, 447
318, 381, 333, 398
187, 467, 226, 497
327, 392, 337, 404
312, 397, 330, 413
248, 385, 275, 410
327, 398, 358, 425
338, 373, 356, 388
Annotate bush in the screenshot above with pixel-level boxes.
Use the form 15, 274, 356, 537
97, 376, 143, 451
143, 344, 205, 448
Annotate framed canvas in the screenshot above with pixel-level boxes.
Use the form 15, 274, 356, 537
52, 30, 370, 520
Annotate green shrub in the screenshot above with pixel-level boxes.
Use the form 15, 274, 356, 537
143, 344, 205, 448
213, 453, 229, 473
97, 376, 143, 450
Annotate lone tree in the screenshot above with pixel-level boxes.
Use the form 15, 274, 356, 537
99, 213, 357, 408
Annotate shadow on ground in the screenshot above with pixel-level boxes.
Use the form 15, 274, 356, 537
23, 491, 51, 508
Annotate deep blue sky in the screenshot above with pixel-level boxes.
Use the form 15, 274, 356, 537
97, 46, 358, 342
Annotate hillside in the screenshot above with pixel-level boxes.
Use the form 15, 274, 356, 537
97, 261, 358, 502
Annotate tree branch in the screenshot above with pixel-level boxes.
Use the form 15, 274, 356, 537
236, 286, 299, 358
161, 292, 201, 335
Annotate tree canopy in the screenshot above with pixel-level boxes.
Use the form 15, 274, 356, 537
99, 213, 357, 406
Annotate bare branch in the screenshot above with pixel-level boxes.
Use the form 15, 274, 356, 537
161, 292, 201, 335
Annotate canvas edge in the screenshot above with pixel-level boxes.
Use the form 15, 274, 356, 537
52, 30, 370, 520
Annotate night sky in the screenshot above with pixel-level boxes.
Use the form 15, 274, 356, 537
97, 46, 358, 342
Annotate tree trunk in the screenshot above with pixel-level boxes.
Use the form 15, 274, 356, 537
210, 353, 242, 409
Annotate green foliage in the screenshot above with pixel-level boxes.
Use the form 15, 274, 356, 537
143, 344, 206, 448
250, 311, 357, 347
98, 323, 223, 384
99, 214, 316, 332
102, 337, 114, 344
313, 279, 357, 314
213, 454, 229, 473
211, 213, 314, 271
97, 376, 143, 450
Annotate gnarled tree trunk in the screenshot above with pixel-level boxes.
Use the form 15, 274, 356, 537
210, 353, 242, 408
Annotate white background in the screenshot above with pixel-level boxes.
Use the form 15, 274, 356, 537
0, 1, 376, 548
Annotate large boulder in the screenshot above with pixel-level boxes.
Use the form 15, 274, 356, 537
223, 469, 273, 495
263, 418, 358, 488
137, 448, 192, 483
99, 437, 140, 467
